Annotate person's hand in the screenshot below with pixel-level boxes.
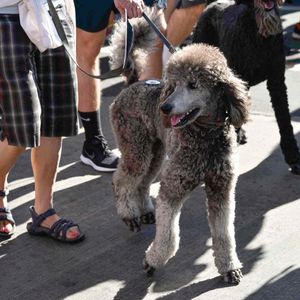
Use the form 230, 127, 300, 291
114, 0, 145, 19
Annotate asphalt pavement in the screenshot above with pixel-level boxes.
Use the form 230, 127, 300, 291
1, 4, 300, 300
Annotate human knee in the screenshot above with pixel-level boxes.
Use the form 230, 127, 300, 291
188, 3, 206, 16
76, 29, 105, 65
175, 3, 205, 21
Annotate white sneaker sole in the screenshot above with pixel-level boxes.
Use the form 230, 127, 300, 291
80, 155, 117, 172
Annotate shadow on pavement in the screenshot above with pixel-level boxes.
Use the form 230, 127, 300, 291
244, 266, 300, 300
1, 122, 300, 299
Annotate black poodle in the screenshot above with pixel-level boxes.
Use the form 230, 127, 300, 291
193, 0, 300, 175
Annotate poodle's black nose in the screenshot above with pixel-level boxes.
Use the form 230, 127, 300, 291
160, 103, 173, 115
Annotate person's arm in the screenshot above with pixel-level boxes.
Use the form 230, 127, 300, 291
113, 0, 144, 19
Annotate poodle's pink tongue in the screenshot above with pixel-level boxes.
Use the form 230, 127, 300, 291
171, 114, 184, 126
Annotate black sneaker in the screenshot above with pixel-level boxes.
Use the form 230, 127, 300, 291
80, 136, 119, 172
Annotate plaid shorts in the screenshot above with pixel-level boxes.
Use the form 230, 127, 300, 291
0, 8, 78, 148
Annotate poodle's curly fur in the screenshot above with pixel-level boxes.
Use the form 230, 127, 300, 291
109, 11, 249, 284
193, 0, 300, 174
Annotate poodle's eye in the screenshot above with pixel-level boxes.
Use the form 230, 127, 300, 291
188, 82, 197, 89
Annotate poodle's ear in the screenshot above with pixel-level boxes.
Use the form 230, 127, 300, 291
222, 74, 250, 128
160, 81, 175, 128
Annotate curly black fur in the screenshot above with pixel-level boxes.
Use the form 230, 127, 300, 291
193, 0, 300, 172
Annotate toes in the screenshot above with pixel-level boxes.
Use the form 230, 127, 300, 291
223, 269, 243, 285
122, 217, 141, 232
66, 226, 81, 239
0, 221, 13, 234
122, 214, 154, 232
141, 212, 155, 224
143, 258, 156, 276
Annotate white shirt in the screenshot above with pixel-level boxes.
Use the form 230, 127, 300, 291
0, 0, 63, 14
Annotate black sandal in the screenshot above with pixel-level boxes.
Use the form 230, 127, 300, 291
26, 206, 85, 243
0, 189, 15, 237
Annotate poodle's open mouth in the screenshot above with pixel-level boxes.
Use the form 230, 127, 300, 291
170, 108, 200, 128
262, 0, 275, 11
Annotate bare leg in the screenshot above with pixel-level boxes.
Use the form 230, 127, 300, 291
204, 172, 242, 284
31, 137, 80, 239
164, 0, 177, 22
139, 12, 167, 80
76, 26, 119, 172
76, 28, 106, 112
0, 139, 25, 234
166, 4, 206, 47
162, 3, 206, 66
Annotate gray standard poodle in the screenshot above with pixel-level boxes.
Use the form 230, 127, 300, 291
109, 11, 250, 284
193, 0, 300, 175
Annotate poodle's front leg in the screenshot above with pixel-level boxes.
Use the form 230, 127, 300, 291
144, 153, 201, 275
205, 173, 242, 284
143, 197, 182, 275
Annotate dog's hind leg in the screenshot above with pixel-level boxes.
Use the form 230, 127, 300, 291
143, 151, 201, 275
204, 173, 243, 284
113, 166, 143, 232
112, 111, 163, 232
138, 139, 165, 225
113, 137, 160, 232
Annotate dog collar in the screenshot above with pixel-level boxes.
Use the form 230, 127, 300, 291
194, 115, 229, 128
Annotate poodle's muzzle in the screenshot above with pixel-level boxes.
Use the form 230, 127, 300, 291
160, 102, 174, 115
160, 94, 201, 128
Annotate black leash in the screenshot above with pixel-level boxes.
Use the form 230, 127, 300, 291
142, 12, 178, 54
47, 0, 134, 80
47, 0, 177, 79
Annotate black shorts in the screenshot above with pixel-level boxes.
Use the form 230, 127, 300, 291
176, 0, 206, 9
74, 0, 157, 33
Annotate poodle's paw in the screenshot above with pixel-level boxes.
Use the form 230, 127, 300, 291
141, 212, 156, 224
235, 127, 247, 145
143, 258, 156, 276
223, 269, 243, 285
122, 217, 141, 232
290, 162, 300, 175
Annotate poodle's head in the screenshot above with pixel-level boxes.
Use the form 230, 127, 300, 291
235, 0, 283, 36
160, 44, 250, 129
